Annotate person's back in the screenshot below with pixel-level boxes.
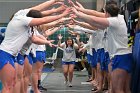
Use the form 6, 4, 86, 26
0, 9, 32, 55
107, 14, 131, 56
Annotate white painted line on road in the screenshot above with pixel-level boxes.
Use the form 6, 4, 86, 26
81, 82, 91, 85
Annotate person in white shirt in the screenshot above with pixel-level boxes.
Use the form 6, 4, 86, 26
72, 3, 132, 93
31, 26, 62, 93
0, 0, 70, 93
58, 34, 79, 87
16, 29, 54, 93
67, 24, 99, 90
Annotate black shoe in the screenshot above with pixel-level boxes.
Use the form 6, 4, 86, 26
86, 79, 92, 82
38, 85, 47, 91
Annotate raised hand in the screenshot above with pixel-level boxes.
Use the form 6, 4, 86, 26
66, 24, 74, 30
62, 7, 71, 16
47, 40, 55, 47
71, 7, 79, 15
76, 34, 80, 41
70, 14, 77, 19
56, 4, 68, 12
75, 1, 84, 9
58, 34, 63, 40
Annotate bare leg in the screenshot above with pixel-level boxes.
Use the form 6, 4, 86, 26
38, 62, 44, 88
95, 63, 103, 92
32, 61, 43, 93
13, 63, 24, 93
23, 57, 32, 93
124, 73, 131, 93
68, 64, 75, 83
91, 67, 98, 86
111, 68, 127, 93
108, 62, 112, 93
81, 60, 86, 70
62, 65, 69, 83
103, 71, 108, 90
0, 63, 16, 93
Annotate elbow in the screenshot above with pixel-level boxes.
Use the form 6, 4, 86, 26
31, 36, 39, 44
31, 36, 41, 44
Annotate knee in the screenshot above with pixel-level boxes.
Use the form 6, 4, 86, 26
17, 73, 23, 80
69, 71, 73, 75
63, 72, 68, 75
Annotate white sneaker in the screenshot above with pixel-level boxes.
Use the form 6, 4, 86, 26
64, 81, 68, 85
68, 82, 72, 87
81, 68, 87, 71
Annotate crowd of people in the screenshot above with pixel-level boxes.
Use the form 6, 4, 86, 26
0, 0, 133, 93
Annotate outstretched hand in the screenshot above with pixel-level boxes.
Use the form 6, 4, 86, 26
47, 40, 55, 47
56, 4, 68, 12
62, 7, 72, 16
76, 34, 80, 40
58, 34, 63, 40
75, 1, 84, 9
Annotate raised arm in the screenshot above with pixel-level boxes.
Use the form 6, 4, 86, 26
29, 0, 64, 11
29, 8, 70, 26
41, 4, 67, 16
75, 35, 81, 46
39, 19, 62, 31
73, 1, 105, 17
57, 34, 64, 48
73, 19, 98, 30
68, 30, 80, 36
44, 27, 61, 36
39, 17, 71, 31
72, 8, 108, 30
31, 35, 54, 45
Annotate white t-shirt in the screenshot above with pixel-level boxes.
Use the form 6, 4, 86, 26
107, 14, 131, 57
24, 29, 46, 56
96, 30, 104, 49
61, 42, 78, 62
0, 9, 33, 56
102, 29, 109, 52
20, 38, 32, 55
83, 35, 93, 55
90, 31, 98, 50
73, 25, 98, 50
33, 30, 46, 51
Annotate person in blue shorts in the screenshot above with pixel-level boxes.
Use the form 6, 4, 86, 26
58, 34, 79, 87
0, 0, 69, 92
72, 2, 133, 93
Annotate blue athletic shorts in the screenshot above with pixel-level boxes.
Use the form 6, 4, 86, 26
62, 61, 75, 65
14, 56, 17, 62
96, 48, 105, 63
112, 53, 133, 73
25, 53, 34, 65
86, 54, 92, 64
33, 51, 46, 63
100, 52, 110, 71
16, 53, 24, 65
91, 48, 97, 68
0, 50, 15, 70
